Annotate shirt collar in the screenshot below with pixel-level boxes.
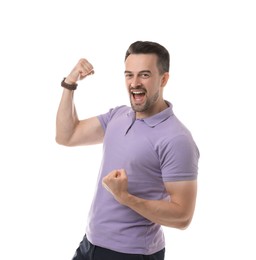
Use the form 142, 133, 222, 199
126, 101, 174, 128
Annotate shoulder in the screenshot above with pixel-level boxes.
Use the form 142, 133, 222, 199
99, 105, 131, 120
155, 115, 200, 162
97, 105, 132, 130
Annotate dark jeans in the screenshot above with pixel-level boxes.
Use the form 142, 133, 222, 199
72, 235, 165, 260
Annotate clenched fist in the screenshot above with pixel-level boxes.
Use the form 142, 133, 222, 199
102, 169, 129, 204
65, 58, 94, 84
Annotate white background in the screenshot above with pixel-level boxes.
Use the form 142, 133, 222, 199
0, 0, 255, 259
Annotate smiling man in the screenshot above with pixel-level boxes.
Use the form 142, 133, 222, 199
125, 52, 169, 117
56, 41, 200, 260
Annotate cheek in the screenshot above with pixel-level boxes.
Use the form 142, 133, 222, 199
125, 79, 131, 88
126, 85, 131, 95
147, 82, 159, 93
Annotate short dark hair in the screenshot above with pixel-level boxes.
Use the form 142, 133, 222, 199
125, 41, 170, 74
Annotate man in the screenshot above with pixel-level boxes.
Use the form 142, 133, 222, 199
56, 41, 199, 260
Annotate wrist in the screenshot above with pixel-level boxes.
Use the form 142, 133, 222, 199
64, 77, 77, 85
61, 77, 78, 90
119, 192, 133, 206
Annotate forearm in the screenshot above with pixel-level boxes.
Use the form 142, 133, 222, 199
56, 89, 79, 145
121, 193, 193, 229
102, 170, 196, 229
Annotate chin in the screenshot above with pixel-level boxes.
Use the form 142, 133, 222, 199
131, 104, 147, 113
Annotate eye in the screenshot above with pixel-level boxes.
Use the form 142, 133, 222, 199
125, 73, 133, 79
140, 73, 150, 79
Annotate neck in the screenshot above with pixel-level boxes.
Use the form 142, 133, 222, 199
136, 100, 169, 119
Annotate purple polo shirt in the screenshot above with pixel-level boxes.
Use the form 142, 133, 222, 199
86, 102, 199, 255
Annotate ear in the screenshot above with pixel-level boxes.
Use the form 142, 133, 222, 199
161, 72, 169, 87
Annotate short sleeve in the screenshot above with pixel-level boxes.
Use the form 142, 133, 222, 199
160, 134, 200, 182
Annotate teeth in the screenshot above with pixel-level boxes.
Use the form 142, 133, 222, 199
132, 91, 144, 94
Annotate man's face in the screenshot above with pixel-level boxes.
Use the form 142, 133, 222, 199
124, 53, 167, 118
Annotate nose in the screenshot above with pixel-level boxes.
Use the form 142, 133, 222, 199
130, 77, 141, 88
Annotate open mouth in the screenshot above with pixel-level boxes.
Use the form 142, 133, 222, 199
130, 89, 146, 103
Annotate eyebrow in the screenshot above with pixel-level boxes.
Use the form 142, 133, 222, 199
124, 70, 151, 74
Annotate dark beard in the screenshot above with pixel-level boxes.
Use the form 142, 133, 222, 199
130, 91, 159, 112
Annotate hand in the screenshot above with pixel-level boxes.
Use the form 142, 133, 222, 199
102, 169, 129, 204
65, 58, 94, 84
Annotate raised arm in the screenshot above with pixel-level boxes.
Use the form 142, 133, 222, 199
56, 59, 104, 146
